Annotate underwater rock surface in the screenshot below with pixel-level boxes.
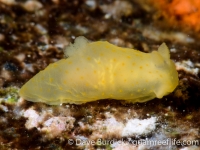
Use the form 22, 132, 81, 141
0, 0, 200, 149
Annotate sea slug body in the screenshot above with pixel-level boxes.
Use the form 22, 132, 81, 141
19, 36, 179, 105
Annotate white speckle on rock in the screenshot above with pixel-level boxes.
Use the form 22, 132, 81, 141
90, 117, 124, 139
74, 135, 88, 141
170, 48, 177, 53
82, 115, 156, 140
179, 146, 199, 150
35, 24, 48, 35
0, 105, 8, 112
0, 117, 7, 124
175, 60, 199, 75
23, 107, 75, 138
1, 69, 12, 81
53, 36, 69, 49
143, 28, 194, 43
100, 1, 133, 19
109, 38, 125, 47
0, 0, 15, 5
122, 117, 157, 137
85, 0, 96, 9
42, 116, 75, 138
14, 53, 26, 62
22, 0, 43, 12
76, 25, 89, 34
105, 118, 125, 135
0, 33, 5, 42
24, 63, 35, 73
23, 108, 40, 129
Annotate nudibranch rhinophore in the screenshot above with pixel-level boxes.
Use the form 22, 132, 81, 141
19, 36, 179, 105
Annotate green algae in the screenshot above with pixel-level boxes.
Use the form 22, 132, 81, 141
0, 87, 20, 104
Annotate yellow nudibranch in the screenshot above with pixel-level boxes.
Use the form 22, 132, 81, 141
19, 36, 179, 105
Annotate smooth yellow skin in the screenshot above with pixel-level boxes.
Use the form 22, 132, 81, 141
19, 36, 179, 105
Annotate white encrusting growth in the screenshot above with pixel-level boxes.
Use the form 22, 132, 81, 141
80, 115, 157, 139
23, 107, 75, 138
122, 117, 157, 137
175, 60, 199, 75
